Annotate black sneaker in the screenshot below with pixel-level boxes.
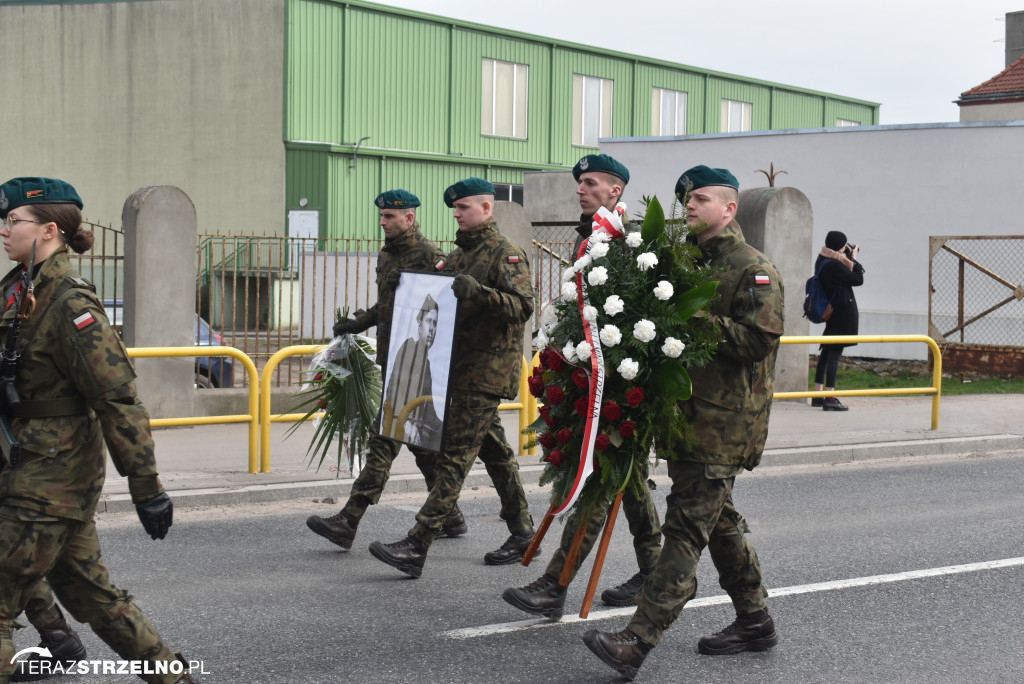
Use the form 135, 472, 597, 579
441, 504, 468, 538
306, 510, 358, 549
502, 573, 567, 619
810, 397, 823, 407
582, 629, 652, 681
822, 397, 849, 411
368, 536, 428, 578
600, 568, 653, 607
697, 609, 779, 655
12, 625, 88, 682
484, 529, 536, 565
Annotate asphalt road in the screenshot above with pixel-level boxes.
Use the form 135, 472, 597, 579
20, 452, 1024, 683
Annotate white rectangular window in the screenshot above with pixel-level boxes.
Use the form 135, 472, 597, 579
481, 58, 528, 139
572, 74, 613, 147
836, 118, 861, 127
720, 99, 752, 132
652, 88, 687, 136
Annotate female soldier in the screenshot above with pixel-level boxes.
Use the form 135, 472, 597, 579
0, 177, 198, 683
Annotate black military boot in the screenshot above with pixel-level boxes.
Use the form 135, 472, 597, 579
582, 628, 652, 681
12, 622, 87, 682
697, 608, 779, 655
484, 528, 536, 565
502, 574, 567, 619
441, 504, 468, 538
600, 567, 653, 607
368, 536, 428, 578
306, 510, 358, 549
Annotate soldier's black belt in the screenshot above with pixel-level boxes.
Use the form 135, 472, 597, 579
9, 397, 90, 418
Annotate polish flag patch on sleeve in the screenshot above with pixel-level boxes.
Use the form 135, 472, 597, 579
73, 311, 96, 330
435, 259, 445, 270
507, 255, 520, 264
754, 274, 771, 285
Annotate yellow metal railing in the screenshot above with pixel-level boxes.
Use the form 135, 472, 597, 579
776, 334, 942, 430
127, 347, 261, 471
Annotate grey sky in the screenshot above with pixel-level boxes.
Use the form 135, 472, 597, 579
377, 0, 1015, 125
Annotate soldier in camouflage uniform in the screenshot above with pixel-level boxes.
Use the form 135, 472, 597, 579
0, 177, 199, 684
583, 166, 785, 680
503, 154, 663, 619
305, 189, 470, 549
368, 177, 536, 578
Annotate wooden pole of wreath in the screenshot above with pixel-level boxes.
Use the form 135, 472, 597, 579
521, 501, 558, 566
558, 518, 590, 586
578, 491, 624, 618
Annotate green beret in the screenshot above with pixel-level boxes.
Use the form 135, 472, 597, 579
375, 189, 420, 209
0, 177, 83, 219
572, 154, 630, 184
444, 177, 495, 208
675, 165, 739, 198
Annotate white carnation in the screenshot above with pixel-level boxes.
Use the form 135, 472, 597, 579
588, 266, 609, 286
576, 341, 593, 359
661, 337, 685, 358
563, 340, 577, 362
535, 330, 549, 349
562, 267, 577, 282
589, 241, 610, 259
561, 281, 578, 299
653, 280, 674, 301
625, 232, 643, 248
590, 230, 611, 243
617, 358, 639, 380
573, 254, 592, 270
633, 319, 657, 343
541, 305, 558, 332
636, 252, 658, 271
583, 305, 598, 322
603, 295, 625, 317
599, 325, 622, 347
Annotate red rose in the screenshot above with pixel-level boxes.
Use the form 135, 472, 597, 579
601, 401, 622, 422
547, 449, 564, 467
539, 405, 557, 428
546, 385, 566, 404
533, 364, 544, 378
555, 428, 572, 444
574, 397, 589, 417
572, 368, 589, 389
595, 433, 611, 451
538, 432, 557, 449
528, 376, 545, 398
539, 349, 552, 370
626, 387, 645, 407
619, 421, 636, 438
548, 351, 567, 372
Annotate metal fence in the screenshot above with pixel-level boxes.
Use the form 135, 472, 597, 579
929, 235, 1024, 375
68, 220, 123, 306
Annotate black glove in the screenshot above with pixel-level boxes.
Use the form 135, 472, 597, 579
333, 318, 362, 337
384, 270, 402, 288
135, 493, 173, 540
452, 274, 485, 301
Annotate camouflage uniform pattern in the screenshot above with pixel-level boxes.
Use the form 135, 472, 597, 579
340, 225, 445, 521
627, 220, 783, 647
0, 250, 179, 682
407, 220, 534, 545
22, 578, 61, 629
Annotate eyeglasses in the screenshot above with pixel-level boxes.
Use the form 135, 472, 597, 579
1, 217, 44, 229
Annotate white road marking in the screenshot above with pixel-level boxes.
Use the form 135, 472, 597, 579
443, 556, 1024, 640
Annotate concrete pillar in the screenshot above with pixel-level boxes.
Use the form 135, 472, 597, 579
1007, 11, 1024, 67
736, 187, 813, 395
523, 170, 581, 222
493, 200, 537, 382
122, 186, 197, 419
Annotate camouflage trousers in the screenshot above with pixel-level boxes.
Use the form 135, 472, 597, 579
544, 483, 661, 584
409, 392, 532, 546
0, 506, 179, 684
627, 460, 767, 647
22, 578, 61, 630
343, 433, 436, 521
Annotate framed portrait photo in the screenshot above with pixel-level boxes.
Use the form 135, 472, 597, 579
379, 271, 459, 453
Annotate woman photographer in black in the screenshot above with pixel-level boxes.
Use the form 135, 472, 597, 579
813, 230, 864, 411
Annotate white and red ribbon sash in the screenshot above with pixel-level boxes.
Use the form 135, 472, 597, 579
553, 203, 626, 514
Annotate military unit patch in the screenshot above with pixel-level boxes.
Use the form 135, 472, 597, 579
26, 189, 44, 199
73, 311, 96, 330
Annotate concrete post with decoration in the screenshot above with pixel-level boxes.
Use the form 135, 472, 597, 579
493, 200, 536, 384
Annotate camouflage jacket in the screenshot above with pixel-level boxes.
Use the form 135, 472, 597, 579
350, 224, 444, 371
442, 220, 534, 399
682, 220, 785, 470
0, 250, 162, 521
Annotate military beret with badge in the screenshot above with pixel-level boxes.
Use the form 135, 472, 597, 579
444, 177, 495, 208
0, 177, 83, 219
375, 189, 421, 209
572, 154, 630, 184
675, 165, 739, 198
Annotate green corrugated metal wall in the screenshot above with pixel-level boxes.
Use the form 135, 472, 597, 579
285, 0, 880, 241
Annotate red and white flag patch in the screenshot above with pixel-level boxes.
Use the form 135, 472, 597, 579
435, 259, 445, 270
754, 274, 771, 285
73, 311, 96, 330
507, 255, 520, 264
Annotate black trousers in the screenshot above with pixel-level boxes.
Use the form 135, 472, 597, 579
814, 345, 844, 387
